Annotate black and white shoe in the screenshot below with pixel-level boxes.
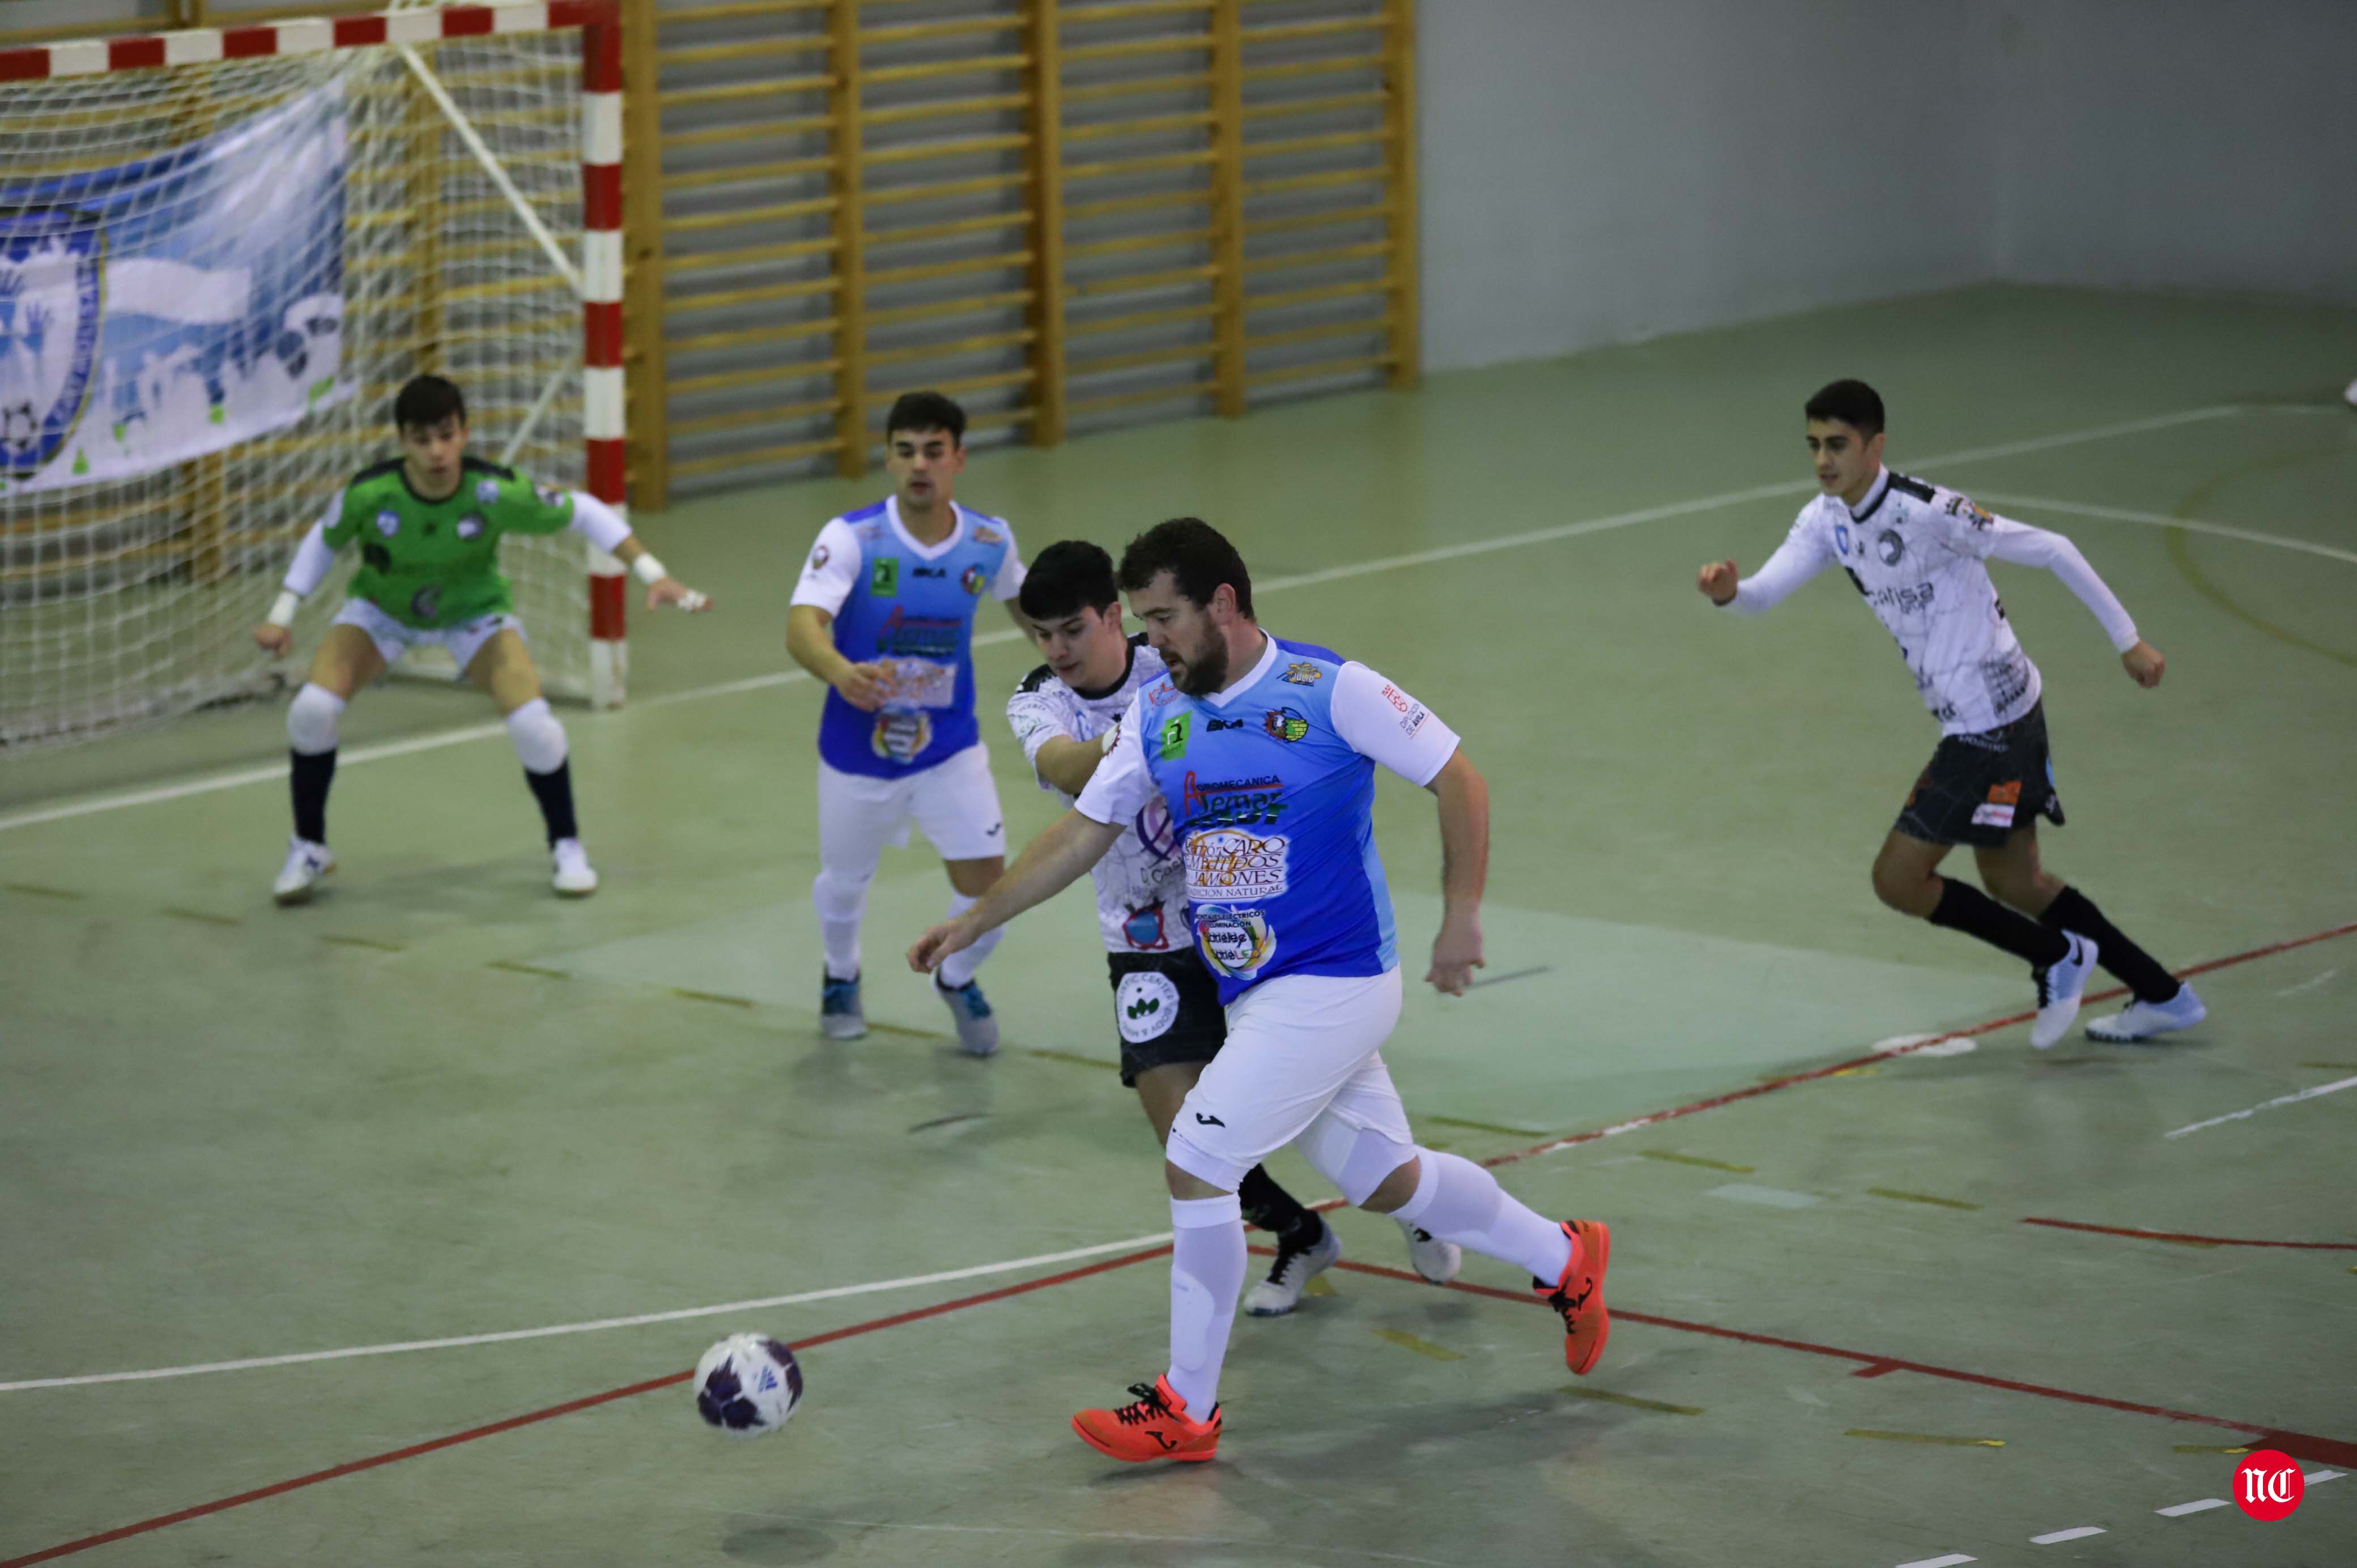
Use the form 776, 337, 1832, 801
2030, 931, 2099, 1049
1396, 1216, 1462, 1284
1243, 1219, 1341, 1316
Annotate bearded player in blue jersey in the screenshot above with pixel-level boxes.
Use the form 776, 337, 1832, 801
910, 518, 1613, 1461
788, 393, 1028, 1054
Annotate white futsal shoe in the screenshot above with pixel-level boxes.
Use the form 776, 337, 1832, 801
1397, 1215, 1463, 1284
2086, 983, 2207, 1043
272, 836, 335, 904
550, 838, 599, 897
1244, 1218, 1342, 1316
2030, 932, 2099, 1049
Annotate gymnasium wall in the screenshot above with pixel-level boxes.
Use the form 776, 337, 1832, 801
1418, 0, 2357, 371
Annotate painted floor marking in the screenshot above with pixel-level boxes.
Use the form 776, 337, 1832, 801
0, 403, 2285, 839
1707, 1183, 1821, 1209
1640, 1149, 1754, 1173
2311, 1468, 2346, 1482
0, 1229, 1175, 1394
2163, 1074, 2357, 1139
1370, 1329, 1463, 1362
2277, 967, 2337, 996
1895, 1554, 1976, 1568
1867, 1188, 1982, 1211
10, 917, 2355, 1399
703, 1514, 1454, 1567
1847, 1429, 2003, 1447
2028, 1526, 2105, 1544
1560, 1386, 1703, 1416
2154, 1498, 2230, 1517
2022, 1218, 2357, 1251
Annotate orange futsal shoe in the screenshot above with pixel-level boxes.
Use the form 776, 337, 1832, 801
1071, 1375, 1222, 1464
1536, 1219, 1612, 1375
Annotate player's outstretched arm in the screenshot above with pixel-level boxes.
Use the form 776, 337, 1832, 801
565, 493, 710, 611
1425, 749, 1489, 996
907, 808, 1124, 971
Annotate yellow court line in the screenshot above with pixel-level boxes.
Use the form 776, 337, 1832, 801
1866, 1188, 1982, 1212
1371, 1329, 1462, 1362
1847, 1429, 2004, 1447
670, 987, 755, 1008
1640, 1150, 1754, 1173
1562, 1387, 1703, 1416
320, 933, 403, 952
487, 959, 568, 979
160, 906, 240, 926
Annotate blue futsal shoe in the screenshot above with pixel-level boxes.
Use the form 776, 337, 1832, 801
819, 970, 866, 1040
935, 973, 999, 1057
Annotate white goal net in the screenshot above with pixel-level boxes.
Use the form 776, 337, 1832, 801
0, 14, 590, 750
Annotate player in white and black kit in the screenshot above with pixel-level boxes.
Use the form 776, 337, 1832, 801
1008, 542, 1459, 1313
1699, 381, 2204, 1047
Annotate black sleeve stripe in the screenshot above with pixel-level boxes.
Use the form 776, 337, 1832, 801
1016, 662, 1054, 694
1888, 472, 1937, 502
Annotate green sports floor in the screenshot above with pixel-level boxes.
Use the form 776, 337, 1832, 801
3, 284, 2354, 1567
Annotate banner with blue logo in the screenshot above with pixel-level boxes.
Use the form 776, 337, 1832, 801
0, 78, 351, 493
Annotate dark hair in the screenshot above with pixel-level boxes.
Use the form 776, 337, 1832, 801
1019, 539, 1120, 622
1804, 378, 1884, 437
393, 373, 466, 432
1117, 517, 1253, 620
885, 390, 965, 445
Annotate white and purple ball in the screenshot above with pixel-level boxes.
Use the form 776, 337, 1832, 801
694, 1333, 803, 1437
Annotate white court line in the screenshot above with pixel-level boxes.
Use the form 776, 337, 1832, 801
1895, 1555, 1976, 1568
1975, 492, 2357, 569
0, 403, 2274, 837
2028, 1526, 2104, 1544
2277, 968, 2338, 997
2162, 1075, 2357, 1139
2155, 1498, 2231, 1517
0, 1228, 1171, 1394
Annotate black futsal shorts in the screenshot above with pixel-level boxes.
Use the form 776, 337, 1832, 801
1108, 948, 1226, 1086
1895, 702, 2065, 849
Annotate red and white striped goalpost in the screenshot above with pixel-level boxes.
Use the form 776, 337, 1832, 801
1, 0, 635, 708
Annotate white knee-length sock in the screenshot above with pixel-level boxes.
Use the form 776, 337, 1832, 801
937, 892, 1005, 988
1394, 1151, 1574, 1283
811, 868, 870, 981
1164, 1193, 1245, 1417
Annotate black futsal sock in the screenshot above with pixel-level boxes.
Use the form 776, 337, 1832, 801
1928, 877, 2071, 969
1239, 1165, 1323, 1249
290, 748, 335, 844
523, 760, 578, 845
2040, 885, 2181, 1004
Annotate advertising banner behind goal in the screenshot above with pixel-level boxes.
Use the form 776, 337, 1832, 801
1, 80, 356, 492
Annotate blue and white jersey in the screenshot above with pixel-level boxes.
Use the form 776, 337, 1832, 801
791, 497, 1024, 776
1074, 633, 1461, 1004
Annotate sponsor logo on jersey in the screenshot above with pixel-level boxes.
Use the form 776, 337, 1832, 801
1135, 795, 1177, 860
960, 564, 986, 595
1158, 711, 1191, 760
1379, 683, 1413, 713
1400, 704, 1428, 737
1146, 680, 1180, 708
375, 509, 400, 537
912, 564, 946, 580
973, 524, 1005, 546
1121, 903, 1172, 952
870, 557, 899, 596
1868, 580, 1937, 615
870, 708, 933, 764
1877, 529, 1905, 566
1194, 904, 1277, 978
1206, 716, 1245, 732
456, 513, 484, 542
1180, 772, 1285, 828
1184, 828, 1288, 901
1969, 801, 2015, 829
1116, 968, 1181, 1037
874, 604, 962, 659
534, 482, 565, 509
809, 543, 829, 570
409, 583, 443, 621
1262, 707, 1309, 742
1943, 493, 1993, 529
475, 478, 501, 506
1280, 661, 1324, 686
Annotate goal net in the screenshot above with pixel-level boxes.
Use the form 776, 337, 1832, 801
0, 3, 616, 751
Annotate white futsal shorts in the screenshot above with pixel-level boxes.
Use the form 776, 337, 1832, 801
1165, 966, 1412, 1192
333, 598, 523, 679
816, 742, 1007, 870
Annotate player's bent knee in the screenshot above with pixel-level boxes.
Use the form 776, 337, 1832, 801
1300, 1119, 1419, 1209
1359, 1155, 1422, 1215
1164, 1129, 1244, 1198
504, 696, 568, 773
287, 682, 344, 755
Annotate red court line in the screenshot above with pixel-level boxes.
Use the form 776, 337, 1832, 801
1318, 1256, 2357, 1470
1478, 918, 2357, 1173
12, 919, 2352, 1565
0, 1244, 1173, 1568
2020, 1218, 2357, 1251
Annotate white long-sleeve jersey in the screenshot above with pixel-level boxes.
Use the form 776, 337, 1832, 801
1725, 468, 2138, 735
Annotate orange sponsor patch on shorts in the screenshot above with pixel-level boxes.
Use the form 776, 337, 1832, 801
1985, 780, 2023, 806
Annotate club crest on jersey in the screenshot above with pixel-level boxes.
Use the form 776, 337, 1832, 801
870, 557, 898, 596
1121, 902, 1172, 952
1943, 493, 1993, 530
1194, 905, 1277, 978
456, 513, 484, 541
374, 509, 400, 537
0, 206, 104, 480
1184, 828, 1289, 901
1877, 529, 1905, 566
1280, 661, 1324, 687
1262, 707, 1309, 743
960, 564, 986, 595
1833, 523, 1852, 556
475, 478, 501, 506
809, 543, 829, 570
1158, 711, 1190, 760
534, 481, 565, 509
870, 708, 933, 764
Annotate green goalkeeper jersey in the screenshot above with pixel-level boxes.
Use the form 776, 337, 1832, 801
324, 455, 576, 629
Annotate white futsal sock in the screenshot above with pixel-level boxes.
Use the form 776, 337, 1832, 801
937, 892, 1005, 989
1393, 1151, 1574, 1283
1164, 1192, 1245, 1417
811, 867, 870, 981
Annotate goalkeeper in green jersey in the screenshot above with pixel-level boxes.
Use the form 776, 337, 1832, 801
252, 374, 710, 904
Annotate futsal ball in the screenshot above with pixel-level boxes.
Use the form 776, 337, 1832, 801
694, 1333, 803, 1437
